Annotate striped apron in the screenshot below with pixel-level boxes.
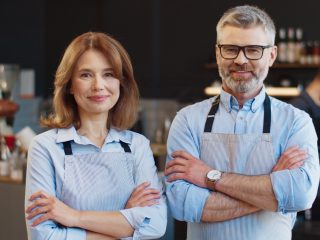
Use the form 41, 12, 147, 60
60, 141, 136, 211
187, 94, 292, 240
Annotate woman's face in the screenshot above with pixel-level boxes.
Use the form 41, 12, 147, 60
70, 49, 120, 119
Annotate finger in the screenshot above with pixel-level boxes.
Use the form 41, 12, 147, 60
165, 158, 188, 169
279, 151, 307, 166
167, 173, 186, 182
140, 199, 160, 207
26, 198, 49, 213
29, 191, 49, 201
31, 214, 50, 227
131, 187, 160, 202
172, 151, 195, 160
27, 205, 51, 220
139, 189, 161, 198
165, 164, 187, 176
288, 160, 305, 170
132, 182, 150, 193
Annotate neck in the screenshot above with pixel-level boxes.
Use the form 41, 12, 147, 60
77, 113, 109, 147
222, 83, 262, 108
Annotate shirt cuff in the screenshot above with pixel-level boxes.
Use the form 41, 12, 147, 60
270, 170, 291, 212
120, 207, 150, 230
184, 184, 210, 222
67, 227, 86, 240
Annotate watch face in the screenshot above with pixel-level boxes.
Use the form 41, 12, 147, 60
207, 170, 221, 181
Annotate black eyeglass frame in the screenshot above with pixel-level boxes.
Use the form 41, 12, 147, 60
217, 44, 273, 60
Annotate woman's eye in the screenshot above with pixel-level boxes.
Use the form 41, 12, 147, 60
80, 73, 91, 78
104, 72, 114, 77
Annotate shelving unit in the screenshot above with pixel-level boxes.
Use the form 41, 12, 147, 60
204, 63, 320, 69
204, 62, 320, 97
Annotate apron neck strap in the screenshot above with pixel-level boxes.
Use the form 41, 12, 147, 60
62, 140, 132, 155
204, 93, 271, 133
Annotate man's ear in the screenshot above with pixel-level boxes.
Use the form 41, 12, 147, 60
269, 46, 277, 67
215, 45, 220, 65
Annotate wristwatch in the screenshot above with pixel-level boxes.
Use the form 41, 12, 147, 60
206, 169, 222, 190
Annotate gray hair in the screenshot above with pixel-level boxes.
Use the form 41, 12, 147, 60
216, 5, 276, 45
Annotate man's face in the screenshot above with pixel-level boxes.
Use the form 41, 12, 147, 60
216, 25, 277, 95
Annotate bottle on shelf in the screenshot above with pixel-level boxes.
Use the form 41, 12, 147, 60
0, 136, 11, 177
277, 28, 287, 63
9, 139, 25, 181
295, 28, 305, 63
287, 27, 296, 63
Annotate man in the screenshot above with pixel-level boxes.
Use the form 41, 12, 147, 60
165, 5, 319, 240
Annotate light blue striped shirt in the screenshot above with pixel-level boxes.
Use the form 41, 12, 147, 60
25, 127, 167, 240
166, 87, 319, 225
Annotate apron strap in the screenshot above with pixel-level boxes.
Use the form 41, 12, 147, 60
120, 141, 131, 153
263, 93, 271, 133
63, 141, 73, 155
204, 96, 220, 132
62, 140, 131, 155
204, 93, 271, 133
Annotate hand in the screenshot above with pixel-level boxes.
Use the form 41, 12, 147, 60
26, 190, 80, 227
165, 150, 212, 188
125, 182, 160, 208
272, 146, 307, 172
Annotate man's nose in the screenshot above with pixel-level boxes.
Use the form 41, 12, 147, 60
233, 49, 249, 65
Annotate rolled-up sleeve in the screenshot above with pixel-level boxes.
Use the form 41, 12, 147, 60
121, 136, 167, 239
270, 114, 320, 213
25, 137, 86, 240
165, 109, 211, 222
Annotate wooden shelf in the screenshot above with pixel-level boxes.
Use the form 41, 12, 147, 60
205, 62, 320, 69
204, 86, 301, 97
151, 143, 167, 156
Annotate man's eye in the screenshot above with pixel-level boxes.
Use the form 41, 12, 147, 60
224, 47, 238, 53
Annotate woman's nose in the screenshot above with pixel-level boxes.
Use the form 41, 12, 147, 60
92, 76, 104, 90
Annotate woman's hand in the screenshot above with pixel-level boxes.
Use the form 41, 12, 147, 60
26, 190, 80, 227
125, 182, 160, 209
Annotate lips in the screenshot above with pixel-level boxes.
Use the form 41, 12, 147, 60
87, 95, 108, 102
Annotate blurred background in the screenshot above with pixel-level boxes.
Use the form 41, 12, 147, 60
1, 0, 320, 239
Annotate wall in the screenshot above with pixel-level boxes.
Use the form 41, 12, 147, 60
0, 0, 320, 100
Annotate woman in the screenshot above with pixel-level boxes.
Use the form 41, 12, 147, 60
25, 32, 167, 239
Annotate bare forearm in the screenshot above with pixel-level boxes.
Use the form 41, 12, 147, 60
86, 231, 116, 240
76, 211, 133, 238
201, 192, 260, 222
215, 173, 278, 211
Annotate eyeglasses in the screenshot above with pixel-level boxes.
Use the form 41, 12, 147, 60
217, 44, 273, 60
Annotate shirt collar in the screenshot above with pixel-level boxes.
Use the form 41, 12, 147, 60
220, 85, 266, 113
56, 126, 132, 145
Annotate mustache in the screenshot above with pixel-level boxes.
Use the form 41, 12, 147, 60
229, 64, 253, 72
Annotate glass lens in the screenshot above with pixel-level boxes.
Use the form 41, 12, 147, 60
244, 46, 263, 59
221, 45, 239, 58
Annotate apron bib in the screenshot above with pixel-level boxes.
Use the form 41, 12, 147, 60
60, 141, 136, 211
187, 95, 292, 240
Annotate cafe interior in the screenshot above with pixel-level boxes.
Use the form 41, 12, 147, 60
1, 0, 320, 239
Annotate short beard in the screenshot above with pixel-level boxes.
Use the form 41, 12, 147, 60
219, 65, 268, 94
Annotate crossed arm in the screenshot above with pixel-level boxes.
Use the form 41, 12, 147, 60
165, 147, 307, 222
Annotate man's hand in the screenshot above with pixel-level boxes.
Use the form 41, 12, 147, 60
165, 150, 212, 188
272, 146, 307, 172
